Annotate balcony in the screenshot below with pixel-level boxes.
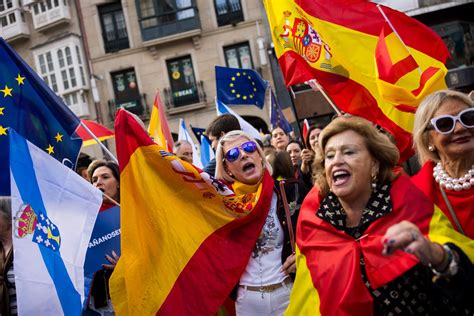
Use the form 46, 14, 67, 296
31, 0, 71, 32
0, 10, 30, 42
140, 6, 201, 44
215, 1, 244, 27
107, 93, 149, 121
163, 80, 207, 114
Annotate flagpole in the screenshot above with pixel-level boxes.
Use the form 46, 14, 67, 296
79, 120, 118, 164
376, 4, 422, 75
307, 79, 342, 115
287, 87, 304, 141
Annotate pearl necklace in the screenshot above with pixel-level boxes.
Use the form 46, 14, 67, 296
433, 162, 474, 191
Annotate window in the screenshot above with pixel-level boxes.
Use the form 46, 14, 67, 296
111, 69, 143, 115
138, 0, 195, 29
214, 0, 243, 27
166, 55, 199, 107
32, 0, 60, 15
98, 2, 130, 53
224, 42, 253, 69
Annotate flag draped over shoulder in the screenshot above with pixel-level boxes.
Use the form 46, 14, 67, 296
148, 91, 174, 152
264, 0, 448, 161
110, 109, 274, 315
9, 130, 101, 316
215, 66, 268, 109
0, 38, 82, 195
286, 175, 474, 316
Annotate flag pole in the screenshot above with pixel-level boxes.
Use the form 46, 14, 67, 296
307, 79, 342, 115
79, 120, 118, 164
287, 86, 304, 140
376, 4, 422, 75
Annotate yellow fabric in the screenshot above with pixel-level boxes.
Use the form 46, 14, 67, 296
264, 0, 447, 133
147, 104, 168, 150
110, 145, 265, 315
81, 135, 114, 147
428, 205, 474, 263
284, 246, 321, 315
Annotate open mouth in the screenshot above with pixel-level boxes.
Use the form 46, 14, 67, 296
332, 170, 350, 185
243, 162, 255, 173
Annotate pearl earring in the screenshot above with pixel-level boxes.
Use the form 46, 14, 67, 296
428, 145, 435, 152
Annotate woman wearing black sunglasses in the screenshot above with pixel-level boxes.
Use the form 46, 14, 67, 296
412, 89, 474, 238
215, 130, 299, 316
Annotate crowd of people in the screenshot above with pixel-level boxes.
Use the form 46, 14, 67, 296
1, 88, 473, 315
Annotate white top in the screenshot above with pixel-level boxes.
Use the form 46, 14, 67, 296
239, 192, 287, 286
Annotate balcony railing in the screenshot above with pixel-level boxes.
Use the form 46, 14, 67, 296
163, 80, 206, 109
140, 6, 201, 42
107, 93, 149, 121
104, 37, 129, 53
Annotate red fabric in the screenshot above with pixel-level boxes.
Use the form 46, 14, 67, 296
375, 23, 418, 85
115, 109, 155, 172
157, 172, 274, 315
297, 174, 434, 316
77, 119, 114, 141
99, 202, 116, 212
294, 0, 448, 63
412, 161, 474, 239
279, 52, 414, 162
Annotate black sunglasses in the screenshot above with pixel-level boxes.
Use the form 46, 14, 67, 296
223, 141, 258, 162
430, 108, 474, 134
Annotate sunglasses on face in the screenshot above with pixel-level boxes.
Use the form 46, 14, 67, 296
429, 108, 474, 134
223, 141, 258, 162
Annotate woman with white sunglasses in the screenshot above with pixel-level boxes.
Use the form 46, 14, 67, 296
215, 130, 300, 316
412, 89, 474, 238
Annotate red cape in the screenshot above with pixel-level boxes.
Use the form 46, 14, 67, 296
298, 174, 434, 316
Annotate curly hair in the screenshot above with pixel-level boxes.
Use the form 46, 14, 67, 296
312, 116, 399, 196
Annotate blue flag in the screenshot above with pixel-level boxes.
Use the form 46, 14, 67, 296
190, 126, 206, 145
9, 129, 101, 315
270, 90, 293, 133
0, 38, 82, 195
215, 66, 268, 109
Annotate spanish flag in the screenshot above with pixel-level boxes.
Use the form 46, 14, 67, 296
286, 174, 474, 315
264, 0, 448, 161
148, 91, 174, 152
110, 109, 274, 315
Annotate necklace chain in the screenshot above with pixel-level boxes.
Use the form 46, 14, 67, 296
433, 162, 474, 191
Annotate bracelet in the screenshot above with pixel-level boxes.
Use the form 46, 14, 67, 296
429, 244, 458, 278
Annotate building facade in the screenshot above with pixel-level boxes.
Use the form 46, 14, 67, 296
79, 0, 274, 136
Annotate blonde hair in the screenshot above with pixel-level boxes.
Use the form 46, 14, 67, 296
215, 130, 272, 182
313, 116, 399, 196
413, 89, 474, 165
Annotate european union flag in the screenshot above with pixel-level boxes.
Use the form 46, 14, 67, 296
190, 126, 206, 145
215, 66, 268, 109
0, 38, 82, 195
270, 90, 293, 133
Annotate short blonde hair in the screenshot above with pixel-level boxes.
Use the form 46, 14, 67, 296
215, 130, 272, 182
413, 89, 474, 165
313, 116, 399, 196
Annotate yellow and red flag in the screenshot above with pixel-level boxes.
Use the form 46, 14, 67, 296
110, 109, 274, 315
148, 91, 174, 152
264, 0, 449, 161
286, 174, 474, 315
77, 119, 114, 147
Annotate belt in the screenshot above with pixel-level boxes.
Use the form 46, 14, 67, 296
239, 277, 292, 292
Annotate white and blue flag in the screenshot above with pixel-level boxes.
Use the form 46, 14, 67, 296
9, 129, 101, 316
200, 135, 215, 168
178, 118, 203, 169
215, 98, 262, 141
